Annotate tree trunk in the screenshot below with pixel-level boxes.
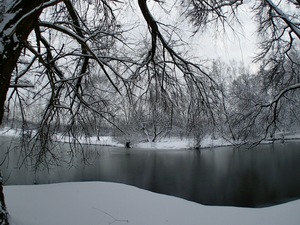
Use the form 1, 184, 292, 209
0, 173, 8, 225
0, 0, 48, 124
0, 1, 50, 223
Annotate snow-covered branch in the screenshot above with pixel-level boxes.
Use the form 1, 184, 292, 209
39, 21, 123, 95
265, 0, 300, 39
1, 0, 63, 39
264, 83, 300, 107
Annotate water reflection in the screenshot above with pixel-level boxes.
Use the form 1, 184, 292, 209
1, 136, 300, 207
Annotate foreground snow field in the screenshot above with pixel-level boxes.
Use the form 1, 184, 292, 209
4, 182, 300, 225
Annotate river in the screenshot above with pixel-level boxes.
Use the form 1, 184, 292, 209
1, 136, 300, 207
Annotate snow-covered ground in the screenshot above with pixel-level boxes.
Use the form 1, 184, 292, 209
2, 126, 300, 150
0, 127, 232, 149
4, 182, 300, 225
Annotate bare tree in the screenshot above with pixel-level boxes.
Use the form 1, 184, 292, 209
251, 0, 300, 138
252, 0, 300, 120
182, 0, 300, 141
0, 1, 216, 221
0, 0, 300, 223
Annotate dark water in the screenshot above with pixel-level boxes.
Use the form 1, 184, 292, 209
1, 136, 300, 207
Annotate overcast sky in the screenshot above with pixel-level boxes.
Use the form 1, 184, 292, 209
119, 1, 260, 73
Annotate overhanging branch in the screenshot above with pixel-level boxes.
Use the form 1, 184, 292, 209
9, 84, 34, 88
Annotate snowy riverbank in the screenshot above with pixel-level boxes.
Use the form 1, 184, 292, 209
2, 126, 300, 150
4, 182, 300, 225
0, 126, 240, 149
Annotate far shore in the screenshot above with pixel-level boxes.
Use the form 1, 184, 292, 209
1, 126, 300, 150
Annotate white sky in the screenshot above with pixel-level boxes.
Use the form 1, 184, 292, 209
191, 3, 259, 71
118, 1, 260, 73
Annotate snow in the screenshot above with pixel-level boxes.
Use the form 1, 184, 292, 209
4, 182, 300, 225
2, 127, 300, 150
135, 135, 232, 149
0, 127, 232, 149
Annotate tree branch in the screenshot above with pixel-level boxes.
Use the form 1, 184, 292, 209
265, 0, 300, 39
